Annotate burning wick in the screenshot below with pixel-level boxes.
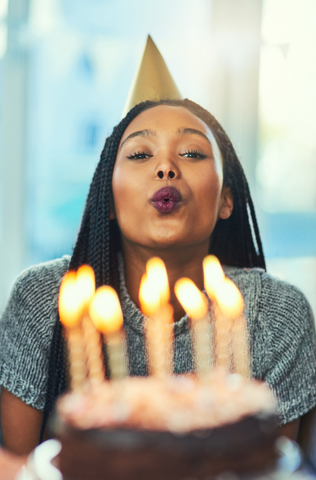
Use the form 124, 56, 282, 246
89, 286, 128, 380
139, 257, 174, 378
175, 278, 212, 378
59, 272, 87, 391
76, 265, 105, 386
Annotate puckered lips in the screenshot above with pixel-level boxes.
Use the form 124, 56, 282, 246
151, 186, 182, 214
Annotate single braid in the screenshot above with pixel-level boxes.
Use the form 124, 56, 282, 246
40, 98, 266, 441
39, 319, 66, 443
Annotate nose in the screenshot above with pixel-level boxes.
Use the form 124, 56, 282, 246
157, 170, 175, 179
154, 156, 180, 180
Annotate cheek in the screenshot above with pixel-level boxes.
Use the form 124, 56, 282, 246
112, 163, 146, 226
193, 168, 222, 207
189, 168, 223, 235
112, 165, 132, 219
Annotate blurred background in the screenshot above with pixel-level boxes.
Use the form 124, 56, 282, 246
0, 0, 315, 314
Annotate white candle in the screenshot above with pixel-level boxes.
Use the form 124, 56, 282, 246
174, 278, 212, 378
139, 258, 174, 378
203, 255, 225, 301
89, 286, 128, 380
59, 272, 87, 391
231, 314, 251, 379
76, 265, 105, 385
215, 277, 249, 377
203, 255, 250, 377
203, 256, 230, 369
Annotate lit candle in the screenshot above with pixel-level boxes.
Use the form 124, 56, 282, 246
203, 256, 230, 370
203, 255, 250, 377
76, 265, 105, 386
216, 278, 250, 378
203, 255, 225, 300
146, 257, 170, 305
174, 278, 212, 378
89, 286, 128, 380
59, 272, 87, 391
139, 271, 160, 318
139, 257, 174, 378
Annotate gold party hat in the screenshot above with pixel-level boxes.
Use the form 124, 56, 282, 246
122, 35, 182, 117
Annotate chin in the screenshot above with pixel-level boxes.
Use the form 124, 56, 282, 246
143, 230, 182, 248
150, 238, 184, 250
147, 233, 201, 251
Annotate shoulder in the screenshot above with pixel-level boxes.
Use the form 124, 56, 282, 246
224, 267, 316, 424
224, 265, 313, 325
0, 255, 70, 410
224, 265, 315, 376
12, 255, 71, 294
1, 255, 71, 337
254, 271, 315, 359
259, 271, 312, 317
223, 266, 265, 335
256, 272, 315, 362
257, 271, 313, 338
9, 255, 70, 308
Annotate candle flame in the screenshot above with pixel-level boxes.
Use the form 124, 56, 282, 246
139, 273, 161, 317
216, 278, 244, 318
139, 257, 170, 316
89, 286, 124, 334
203, 255, 225, 299
146, 257, 170, 305
76, 265, 95, 309
59, 271, 82, 327
174, 278, 208, 321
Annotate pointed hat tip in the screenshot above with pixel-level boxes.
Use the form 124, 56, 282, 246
146, 34, 153, 43
122, 35, 182, 117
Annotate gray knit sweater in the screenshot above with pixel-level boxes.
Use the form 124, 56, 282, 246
1, 255, 316, 425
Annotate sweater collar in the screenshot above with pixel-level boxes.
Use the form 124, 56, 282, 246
118, 253, 190, 336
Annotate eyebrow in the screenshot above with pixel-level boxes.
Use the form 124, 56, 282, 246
120, 129, 156, 150
176, 127, 211, 145
120, 126, 212, 150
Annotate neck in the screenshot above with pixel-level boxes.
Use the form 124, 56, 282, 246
121, 240, 210, 322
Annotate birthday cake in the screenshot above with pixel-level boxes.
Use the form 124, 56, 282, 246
53, 258, 279, 480
54, 372, 277, 480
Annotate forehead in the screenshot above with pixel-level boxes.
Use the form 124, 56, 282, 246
120, 105, 214, 142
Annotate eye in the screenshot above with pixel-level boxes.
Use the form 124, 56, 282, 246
127, 151, 153, 160
180, 149, 207, 160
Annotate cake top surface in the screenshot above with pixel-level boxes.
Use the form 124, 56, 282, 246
57, 369, 276, 433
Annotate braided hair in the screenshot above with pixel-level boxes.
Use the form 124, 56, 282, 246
39, 98, 265, 441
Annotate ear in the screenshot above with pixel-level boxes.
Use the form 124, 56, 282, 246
218, 186, 233, 220
109, 199, 116, 220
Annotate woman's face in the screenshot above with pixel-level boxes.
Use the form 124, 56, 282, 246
112, 105, 232, 252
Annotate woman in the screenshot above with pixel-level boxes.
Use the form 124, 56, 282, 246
1, 98, 316, 455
